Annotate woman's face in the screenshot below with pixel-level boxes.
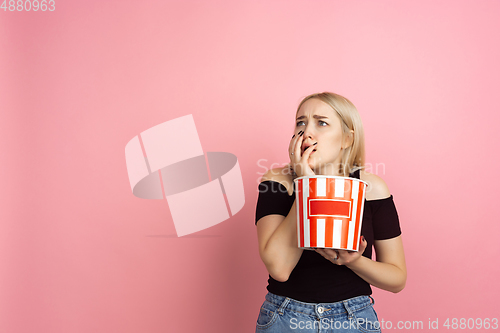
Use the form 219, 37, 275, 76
295, 98, 349, 175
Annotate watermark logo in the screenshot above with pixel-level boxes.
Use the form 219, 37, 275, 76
125, 114, 245, 236
255, 159, 387, 194
290, 317, 380, 330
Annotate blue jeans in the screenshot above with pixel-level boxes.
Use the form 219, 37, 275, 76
255, 292, 381, 333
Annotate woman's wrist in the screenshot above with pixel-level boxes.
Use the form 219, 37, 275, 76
344, 253, 371, 271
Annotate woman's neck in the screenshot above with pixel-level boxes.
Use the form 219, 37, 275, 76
314, 162, 345, 176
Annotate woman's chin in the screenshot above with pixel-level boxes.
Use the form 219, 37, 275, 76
308, 157, 334, 174
307, 158, 318, 170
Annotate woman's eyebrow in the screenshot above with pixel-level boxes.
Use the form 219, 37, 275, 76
296, 115, 329, 120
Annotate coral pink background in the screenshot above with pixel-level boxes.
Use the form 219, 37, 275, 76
1, 1, 499, 332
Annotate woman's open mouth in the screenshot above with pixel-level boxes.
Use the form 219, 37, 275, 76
302, 143, 317, 155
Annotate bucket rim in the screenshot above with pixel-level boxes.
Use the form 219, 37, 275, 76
293, 175, 369, 186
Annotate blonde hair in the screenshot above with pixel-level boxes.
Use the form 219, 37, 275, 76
294, 92, 365, 177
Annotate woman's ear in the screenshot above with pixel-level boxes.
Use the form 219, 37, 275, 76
342, 130, 354, 149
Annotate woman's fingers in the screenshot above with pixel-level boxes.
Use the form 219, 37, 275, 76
337, 250, 349, 259
301, 142, 316, 160
289, 131, 317, 177
289, 131, 297, 151
289, 130, 303, 156
358, 235, 368, 253
293, 131, 304, 156
315, 246, 368, 266
298, 143, 316, 174
289, 131, 304, 175
315, 248, 340, 263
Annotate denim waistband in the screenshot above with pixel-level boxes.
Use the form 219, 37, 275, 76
264, 292, 374, 319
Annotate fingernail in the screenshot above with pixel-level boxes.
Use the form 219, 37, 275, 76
292, 134, 295, 138
313, 142, 317, 145
300, 131, 304, 136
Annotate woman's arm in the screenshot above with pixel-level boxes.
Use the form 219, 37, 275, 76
315, 236, 406, 293
256, 130, 317, 282
256, 202, 303, 282
256, 170, 303, 282
346, 236, 406, 293
315, 173, 407, 293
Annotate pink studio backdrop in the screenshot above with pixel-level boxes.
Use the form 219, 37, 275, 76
1, 1, 499, 332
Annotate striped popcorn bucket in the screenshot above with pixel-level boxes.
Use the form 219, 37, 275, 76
294, 175, 368, 251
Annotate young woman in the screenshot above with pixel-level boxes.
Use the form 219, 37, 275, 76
254, 92, 406, 332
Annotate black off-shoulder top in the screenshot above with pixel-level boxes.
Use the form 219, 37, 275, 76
255, 169, 401, 303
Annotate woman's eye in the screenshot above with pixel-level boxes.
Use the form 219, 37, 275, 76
296, 120, 328, 126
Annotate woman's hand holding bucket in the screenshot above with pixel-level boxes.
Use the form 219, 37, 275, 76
289, 130, 317, 178
314, 236, 368, 265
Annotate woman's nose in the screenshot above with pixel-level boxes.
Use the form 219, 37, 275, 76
302, 126, 314, 140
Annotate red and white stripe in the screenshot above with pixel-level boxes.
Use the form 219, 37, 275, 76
295, 176, 367, 251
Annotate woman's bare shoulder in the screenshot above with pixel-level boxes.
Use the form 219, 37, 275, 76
260, 167, 294, 196
360, 170, 391, 201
